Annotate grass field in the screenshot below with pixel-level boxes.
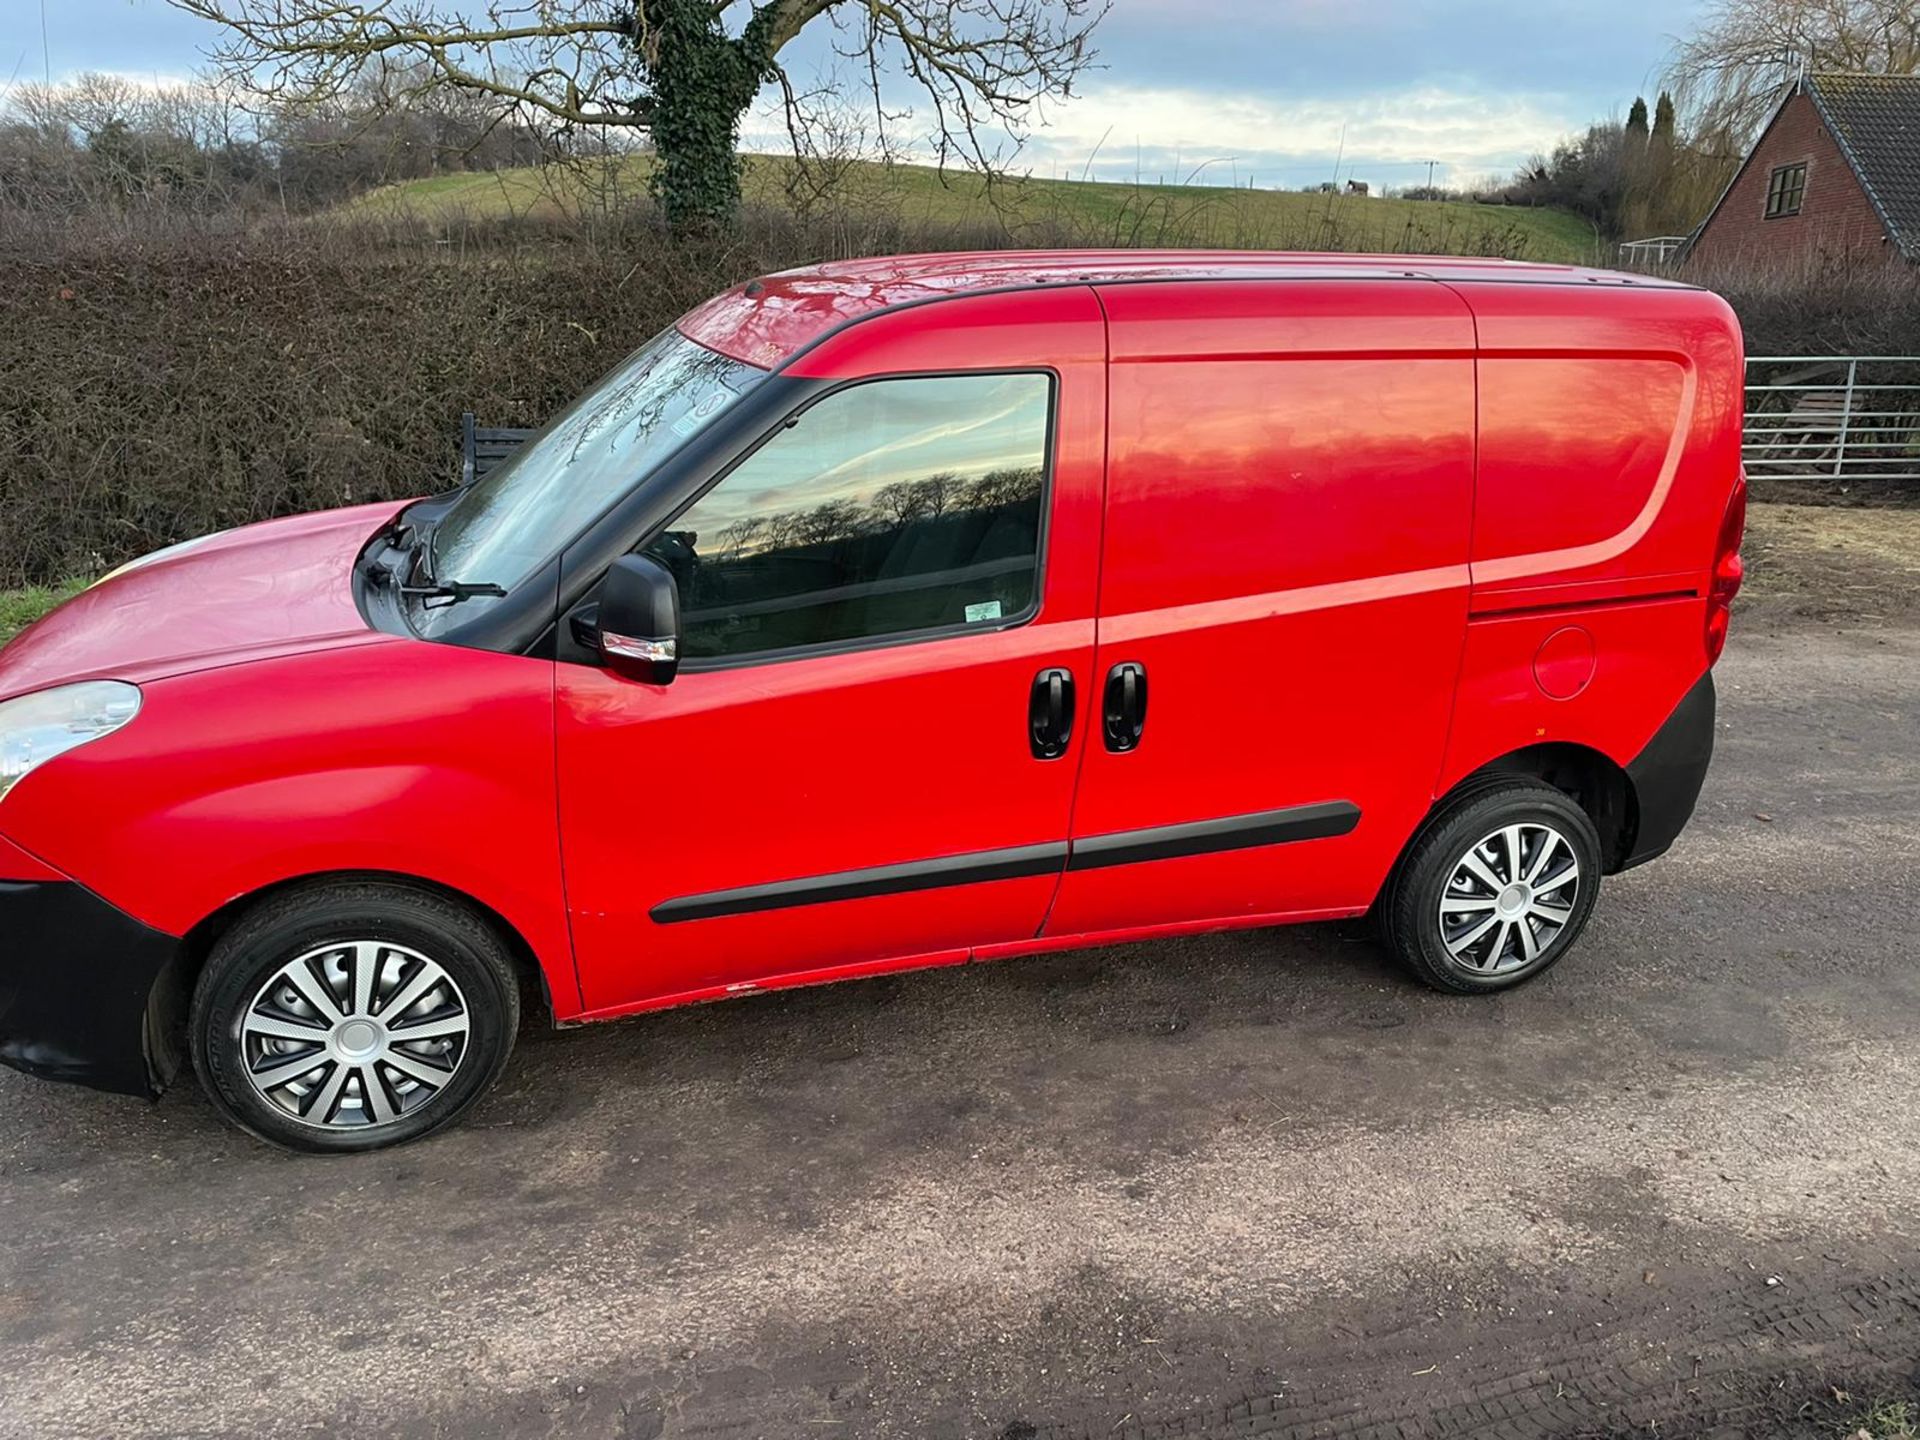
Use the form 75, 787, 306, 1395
351, 153, 1598, 263
0, 580, 85, 644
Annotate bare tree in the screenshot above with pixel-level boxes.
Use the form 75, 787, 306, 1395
166, 0, 1109, 226
873, 477, 931, 528
1670, 0, 1920, 148
1, 72, 266, 215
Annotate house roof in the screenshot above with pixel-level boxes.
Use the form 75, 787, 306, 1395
1806, 73, 1920, 260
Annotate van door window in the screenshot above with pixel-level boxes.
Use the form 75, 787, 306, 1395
641, 372, 1053, 662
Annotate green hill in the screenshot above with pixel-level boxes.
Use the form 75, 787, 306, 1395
350, 153, 1598, 264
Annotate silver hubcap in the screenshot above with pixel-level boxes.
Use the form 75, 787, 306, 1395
239, 941, 470, 1130
1438, 823, 1580, 976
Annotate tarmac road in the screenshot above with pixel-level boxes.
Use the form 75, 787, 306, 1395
2, 530, 1917, 1438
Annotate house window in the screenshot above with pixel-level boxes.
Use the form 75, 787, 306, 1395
1765, 162, 1807, 218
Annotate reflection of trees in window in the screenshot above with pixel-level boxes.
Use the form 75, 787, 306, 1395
875, 473, 964, 527
652, 464, 1047, 658
560, 344, 745, 467
712, 514, 770, 558
695, 467, 1045, 563
963, 467, 1045, 512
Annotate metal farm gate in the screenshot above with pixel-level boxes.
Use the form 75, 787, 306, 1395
1745, 356, 1920, 485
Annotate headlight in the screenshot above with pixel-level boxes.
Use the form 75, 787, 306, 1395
0, 682, 142, 802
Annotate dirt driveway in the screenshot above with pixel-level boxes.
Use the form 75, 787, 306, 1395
2, 504, 1918, 1439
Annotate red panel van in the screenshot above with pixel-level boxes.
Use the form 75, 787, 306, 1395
0, 253, 1746, 1151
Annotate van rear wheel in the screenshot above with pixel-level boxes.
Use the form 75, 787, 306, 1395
1380, 781, 1602, 994
190, 882, 520, 1153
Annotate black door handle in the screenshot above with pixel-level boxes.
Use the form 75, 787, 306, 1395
1103, 662, 1148, 752
1029, 667, 1075, 760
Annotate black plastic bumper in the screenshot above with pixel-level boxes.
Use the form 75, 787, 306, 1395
1621, 669, 1716, 870
0, 880, 184, 1098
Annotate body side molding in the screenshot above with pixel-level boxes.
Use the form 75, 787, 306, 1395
650, 842, 1068, 924
648, 801, 1362, 924
1065, 800, 1360, 872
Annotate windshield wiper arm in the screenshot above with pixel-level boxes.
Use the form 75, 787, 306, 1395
399, 579, 507, 604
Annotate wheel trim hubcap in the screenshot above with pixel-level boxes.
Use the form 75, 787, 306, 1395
1438, 822, 1580, 976
333, 1019, 384, 1061
239, 941, 470, 1130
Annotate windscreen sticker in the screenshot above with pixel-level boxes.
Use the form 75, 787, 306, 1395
670, 389, 733, 438
964, 600, 1004, 623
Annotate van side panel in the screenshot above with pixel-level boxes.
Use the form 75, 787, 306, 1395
1043, 279, 1477, 935
1473, 358, 1691, 566
1433, 282, 1744, 812
1453, 282, 1744, 606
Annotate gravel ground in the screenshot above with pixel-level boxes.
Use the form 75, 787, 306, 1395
0, 504, 1917, 1439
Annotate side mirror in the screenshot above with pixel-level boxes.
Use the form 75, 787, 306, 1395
595, 554, 681, 684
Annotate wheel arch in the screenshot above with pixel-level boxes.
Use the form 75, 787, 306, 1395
1377, 742, 1640, 921
149, 870, 560, 1086
1439, 742, 1639, 873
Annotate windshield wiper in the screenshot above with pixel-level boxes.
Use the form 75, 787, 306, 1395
399, 579, 507, 604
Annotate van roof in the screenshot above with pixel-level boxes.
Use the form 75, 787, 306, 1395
677, 249, 1696, 369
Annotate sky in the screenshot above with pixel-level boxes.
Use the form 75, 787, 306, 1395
6, 0, 1707, 190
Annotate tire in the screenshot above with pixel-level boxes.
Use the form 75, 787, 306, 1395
190, 882, 520, 1153
1379, 781, 1603, 994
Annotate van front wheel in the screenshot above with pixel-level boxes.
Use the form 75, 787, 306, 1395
1381, 782, 1603, 994
190, 883, 521, 1152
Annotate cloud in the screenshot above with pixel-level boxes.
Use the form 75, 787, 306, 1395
745, 79, 1583, 191
56, 68, 201, 91
1022, 82, 1579, 185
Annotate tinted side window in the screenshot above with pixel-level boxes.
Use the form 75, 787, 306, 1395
642, 373, 1052, 661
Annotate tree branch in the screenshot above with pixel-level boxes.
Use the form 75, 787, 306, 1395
166, 0, 1112, 217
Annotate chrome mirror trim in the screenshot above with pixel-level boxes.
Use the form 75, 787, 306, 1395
601, 633, 677, 665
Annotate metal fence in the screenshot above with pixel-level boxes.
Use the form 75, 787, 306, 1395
1617, 236, 1689, 267
1745, 356, 1920, 484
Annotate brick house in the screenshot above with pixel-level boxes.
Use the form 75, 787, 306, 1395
1689, 73, 1920, 268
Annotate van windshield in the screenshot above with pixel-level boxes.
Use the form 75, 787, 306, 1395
421, 328, 764, 631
